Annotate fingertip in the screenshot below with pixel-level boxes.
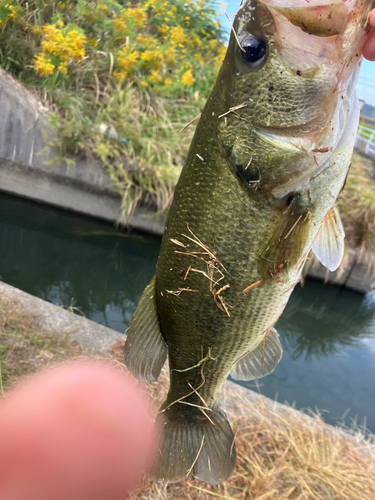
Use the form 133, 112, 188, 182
363, 10, 375, 61
0, 361, 158, 500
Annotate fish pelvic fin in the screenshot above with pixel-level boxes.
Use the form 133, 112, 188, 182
230, 327, 282, 381
312, 207, 345, 272
152, 406, 236, 485
259, 203, 311, 279
124, 276, 167, 383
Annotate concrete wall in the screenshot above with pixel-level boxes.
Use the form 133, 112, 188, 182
0, 68, 165, 235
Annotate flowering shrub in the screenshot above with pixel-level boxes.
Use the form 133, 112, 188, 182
0, 0, 224, 93
34, 23, 87, 75
0, 3, 15, 27
0, 0, 226, 219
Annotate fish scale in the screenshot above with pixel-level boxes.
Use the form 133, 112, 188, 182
124, 0, 373, 485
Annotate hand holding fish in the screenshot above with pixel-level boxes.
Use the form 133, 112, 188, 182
364, 9, 375, 60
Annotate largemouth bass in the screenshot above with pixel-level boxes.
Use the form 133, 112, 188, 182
124, 0, 373, 485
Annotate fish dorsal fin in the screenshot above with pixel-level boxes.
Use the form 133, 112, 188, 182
259, 204, 311, 279
312, 207, 345, 272
124, 276, 167, 383
230, 328, 282, 381
274, 3, 348, 37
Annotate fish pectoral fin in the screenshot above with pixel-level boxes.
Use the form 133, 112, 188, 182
259, 202, 311, 279
312, 207, 345, 272
124, 276, 167, 383
230, 328, 282, 381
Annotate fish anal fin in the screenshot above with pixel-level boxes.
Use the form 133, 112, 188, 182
230, 328, 282, 381
124, 276, 167, 383
259, 205, 311, 279
152, 406, 236, 485
312, 207, 345, 272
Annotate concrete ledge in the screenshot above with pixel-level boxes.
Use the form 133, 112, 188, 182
0, 280, 123, 354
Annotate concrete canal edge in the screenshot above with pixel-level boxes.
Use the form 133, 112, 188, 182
0, 68, 165, 236
0, 279, 367, 446
0, 68, 373, 293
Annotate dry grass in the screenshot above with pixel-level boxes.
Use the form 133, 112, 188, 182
130, 380, 375, 500
0, 295, 84, 390
1, 296, 375, 499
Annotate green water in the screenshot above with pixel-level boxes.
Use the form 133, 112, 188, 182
1, 192, 374, 432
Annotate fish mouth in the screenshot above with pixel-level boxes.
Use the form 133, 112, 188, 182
260, 0, 349, 37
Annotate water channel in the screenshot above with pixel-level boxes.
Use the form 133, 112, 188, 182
1, 191, 375, 432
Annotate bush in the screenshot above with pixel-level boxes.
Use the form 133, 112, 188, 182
0, 0, 226, 219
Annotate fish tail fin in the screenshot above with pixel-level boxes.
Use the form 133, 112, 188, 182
152, 405, 236, 485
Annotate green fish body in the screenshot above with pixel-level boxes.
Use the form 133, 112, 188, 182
125, 0, 373, 485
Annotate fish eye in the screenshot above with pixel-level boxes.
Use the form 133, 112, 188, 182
240, 35, 266, 64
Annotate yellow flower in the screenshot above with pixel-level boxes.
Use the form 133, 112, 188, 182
164, 77, 173, 86
118, 49, 139, 73
145, 0, 157, 7
149, 69, 162, 83
33, 52, 55, 76
31, 26, 42, 35
57, 19, 64, 27
136, 34, 155, 48
158, 24, 169, 36
170, 26, 185, 45
181, 69, 194, 86
141, 80, 148, 86
58, 61, 68, 75
41, 25, 86, 62
163, 46, 176, 66
127, 7, 147, 28
141, 49, 163, 71
113, 14, 127, 32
